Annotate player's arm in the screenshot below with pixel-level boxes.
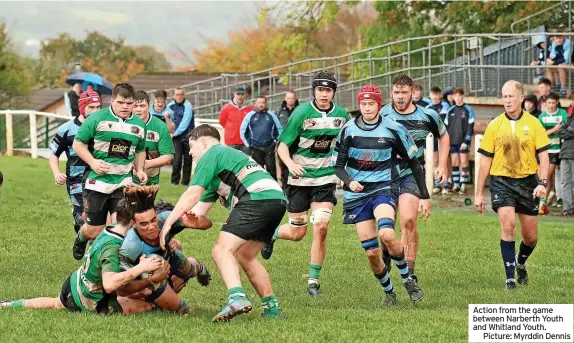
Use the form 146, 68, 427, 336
160, 185, 205, 249
393, 126, 430, 200
332, 127, 353, 187
101, 249, 162, 294
426, 110, 450, 178
49, 130, 68, 185
464, 105, 475, 146
182, 200, 215, 230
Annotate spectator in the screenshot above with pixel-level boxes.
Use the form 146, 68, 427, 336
427, 86, 451, 194
219, 87, 254, 154
558, 112, 574, 216
523, 94, 541, 118
85, 83, 102, 97
167, 87, 195, 186
275, 91, 299, 188
530, 35, 554, 80
536, 78, 552, 112
412, 83, 431, 107
546, 35, 571, 96
443, 87, 455, 108
67, 83, 82, 117
568, 92, 574, 118
240, 96, 282, 180
149, 89, 175, 133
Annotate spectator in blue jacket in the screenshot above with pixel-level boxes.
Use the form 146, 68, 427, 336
240, 96, 282, 180
546, 35, 571, 96
167, 87, 195, 185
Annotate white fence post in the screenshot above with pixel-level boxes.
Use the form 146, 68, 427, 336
474, 134, 484, 187
5, 110, 13, 156
425, 133, 435, 194
29, 112, 38, 159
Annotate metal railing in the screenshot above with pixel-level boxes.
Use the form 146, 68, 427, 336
154, 32, 573, 119
510, 1, 570, 33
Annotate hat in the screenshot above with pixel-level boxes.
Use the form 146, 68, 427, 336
312, 71, 337, 95
235, 87, 246, 94
357, 85, 383, 110
78, 90, 101, 117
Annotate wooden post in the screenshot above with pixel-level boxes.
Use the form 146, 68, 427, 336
6, 111, 13, 156
29, 112, 38, 159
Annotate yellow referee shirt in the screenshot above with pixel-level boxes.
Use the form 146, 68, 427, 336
478, 111, 550, 178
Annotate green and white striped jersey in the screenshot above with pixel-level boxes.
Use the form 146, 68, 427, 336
70, 226, 123, 311
278, 101, 348, 186
538, 109, 568, 154
193, 144, 285, 207
132, 115, 174, 185
75, 107, 147, 194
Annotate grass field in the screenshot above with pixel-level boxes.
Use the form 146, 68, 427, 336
0, 156, 572, 343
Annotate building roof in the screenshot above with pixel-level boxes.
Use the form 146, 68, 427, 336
25, 88, 68, 111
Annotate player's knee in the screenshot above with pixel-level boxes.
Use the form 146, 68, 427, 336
361, 237, 380, 259
401, 216, 416, 231
144, 279, 169, 303
291, 226, 307, 241
310, 208, 332, 225
377, 218, 395, 244
289, 215, 308, 229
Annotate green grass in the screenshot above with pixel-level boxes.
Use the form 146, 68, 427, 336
0, 156, 572, 343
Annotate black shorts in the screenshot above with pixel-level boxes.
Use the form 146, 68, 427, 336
490, 174, 539, 216
285, 183, 337, 213
59, 275, 123, 314
399, 174, 422, 198
222, 199, 287, 243
83, 188, 124, 226
59, 276, 81, 312
549, 153, 561, 166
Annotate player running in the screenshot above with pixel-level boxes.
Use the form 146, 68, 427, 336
333, 85, 427, 305
380, 74, 450, 283
0, 186, 166, 315
260, 71, 349, 296
537, 92, 568, 214
445, 88, 475, 195
132, 90, 175, 185
160, 124, 286, 321
72, 83, 148, 260
49, 90, 101, 234
475, 81, 549, 290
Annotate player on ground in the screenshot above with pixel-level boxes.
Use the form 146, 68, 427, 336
380, 74, 450, 282
426, 86, 452, 194
72, 83, 148, 260
475, 81, 550, 290
537, 92, 568, 215
445, 88, 475, 194
49, 90, 101, 234
333, 85, 427, 305
160, 124, 286, 321
260, 71, 349, 296
132, 90, 175, 185
0, 186, 166, 314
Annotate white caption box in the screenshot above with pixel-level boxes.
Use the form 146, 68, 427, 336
469, 304, 573, 342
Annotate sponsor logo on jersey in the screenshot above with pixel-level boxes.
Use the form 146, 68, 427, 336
147, 132, 156, 141
333, 118, 343, 128
130, 126, 140, 135
108, 138, 131, 159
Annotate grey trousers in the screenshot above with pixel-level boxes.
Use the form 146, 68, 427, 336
560, 159, 574, 212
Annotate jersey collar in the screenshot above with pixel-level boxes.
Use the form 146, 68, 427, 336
73, 116, 83, 126
391, 103, 418, 115
504, 111, 524, 121
311, 100, 335, 117
104, 226, 125, 239
109, 106, 133, 121
356, 114, 382, 131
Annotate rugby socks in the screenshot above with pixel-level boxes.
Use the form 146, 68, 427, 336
500, 240, 516, 280
452, 168, 460, 189
227, 286, 247, 302
391, 251, 411, 283
461, 167, 470, 187
406, 261, 416, 274
261, 294, 280, 314
272, 227, 281, 241
375, 270, 395, 294
517, 241, 536, 267
308, 264, 322, 286
198, 263, 208, 277
1, 299, 24, 308
77, 231, 88, 243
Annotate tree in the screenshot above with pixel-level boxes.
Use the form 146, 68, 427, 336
36, 31, 169, 87
0, 23, 32, 109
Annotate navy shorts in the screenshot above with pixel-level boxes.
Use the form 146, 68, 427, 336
450, 143, 470, 154
399, 174, 422, 198
343, 190, 397, 224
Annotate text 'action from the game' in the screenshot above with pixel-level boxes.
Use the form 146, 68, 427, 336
468, 304, 573, 342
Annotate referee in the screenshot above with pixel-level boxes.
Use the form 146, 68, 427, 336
474, 80, 550, 290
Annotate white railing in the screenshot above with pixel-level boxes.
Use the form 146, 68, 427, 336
0, 110, 223, 159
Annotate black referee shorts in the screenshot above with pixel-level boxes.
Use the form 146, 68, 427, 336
490, 174, 539, 216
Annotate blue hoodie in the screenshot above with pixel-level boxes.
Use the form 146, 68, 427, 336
240, 109, 283, 148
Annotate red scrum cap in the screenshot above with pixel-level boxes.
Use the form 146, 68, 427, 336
357, 84, 383, 110
78, 90, 101, 117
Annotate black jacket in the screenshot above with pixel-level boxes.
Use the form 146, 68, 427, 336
68, 91, 80, 117
559, 115, 574, 160
276, 100, 299, 128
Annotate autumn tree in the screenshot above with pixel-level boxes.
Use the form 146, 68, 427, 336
0, 23, 32, 109
36, 31, 170, 88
